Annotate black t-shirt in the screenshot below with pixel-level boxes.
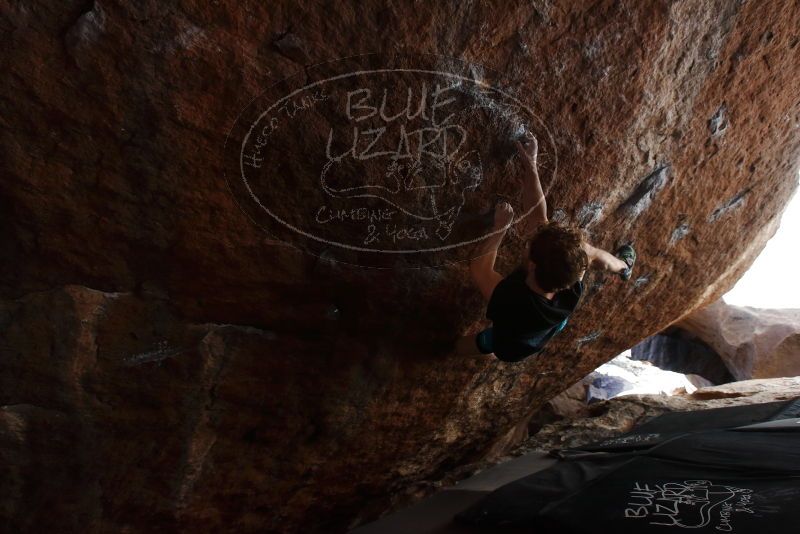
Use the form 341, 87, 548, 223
486, 266, 583, 361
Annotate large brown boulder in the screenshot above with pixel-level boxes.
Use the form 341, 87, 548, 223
676, 299, 800, 380
518, 376, 800, 452
2, 1, 800, 532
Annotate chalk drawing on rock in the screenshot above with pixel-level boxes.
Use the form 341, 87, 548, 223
320, 146, 483, 241
225, 52, 558, 267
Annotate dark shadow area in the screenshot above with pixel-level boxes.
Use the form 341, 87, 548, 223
629, 326, 735, 384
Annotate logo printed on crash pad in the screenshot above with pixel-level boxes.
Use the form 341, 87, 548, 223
624, 479, 755, 531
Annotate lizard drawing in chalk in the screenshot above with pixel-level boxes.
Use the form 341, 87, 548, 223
454, 133, 636, 362
320, 127, 482, 241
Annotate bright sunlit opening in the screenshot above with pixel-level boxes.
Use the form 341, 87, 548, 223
723, 173, 800, 309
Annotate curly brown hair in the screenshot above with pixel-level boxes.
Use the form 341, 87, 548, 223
528, 222, 588, 292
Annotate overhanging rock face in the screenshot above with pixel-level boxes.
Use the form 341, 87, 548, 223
677, 300, 800, 380
2, 1, 800, 532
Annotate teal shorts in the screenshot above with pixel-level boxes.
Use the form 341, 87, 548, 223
475, 318, 569, 360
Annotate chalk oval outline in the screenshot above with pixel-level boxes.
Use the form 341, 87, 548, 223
229, 56, 557, 256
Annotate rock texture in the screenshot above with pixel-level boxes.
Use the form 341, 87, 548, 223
528, 352, 715, 431
630, 328, 735, 384
384, 377, 800, 507
2, 1, 800, 533
520, 377, 800, 452
677, 299, 800, 380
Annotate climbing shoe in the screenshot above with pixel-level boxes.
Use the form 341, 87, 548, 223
615, 244, 636, 281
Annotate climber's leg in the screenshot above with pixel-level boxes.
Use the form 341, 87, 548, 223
475, 327, 495, 354
454, 328, 494, 357
551, 317, 569, 337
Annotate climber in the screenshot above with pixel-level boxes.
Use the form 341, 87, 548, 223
455, 133, 636, 362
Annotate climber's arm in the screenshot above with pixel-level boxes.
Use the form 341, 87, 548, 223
581, 242, 628, 273
469, 203, 513, 301
516, 137, 548, 238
